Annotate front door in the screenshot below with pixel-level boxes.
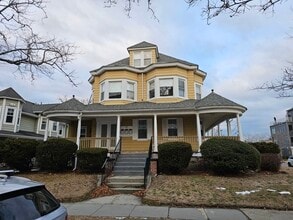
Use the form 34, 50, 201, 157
100, 123, 116, 149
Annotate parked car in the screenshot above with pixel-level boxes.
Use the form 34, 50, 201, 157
0, 170, 67, 220
288, 156, 293, 167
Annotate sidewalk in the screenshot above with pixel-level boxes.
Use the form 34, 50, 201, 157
63, 195, 293, 220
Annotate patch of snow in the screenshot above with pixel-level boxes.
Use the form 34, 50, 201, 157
216, 187, 226, 190
267, 189, 277, 192
235, 189, 260, 195
279, 191, 291, 195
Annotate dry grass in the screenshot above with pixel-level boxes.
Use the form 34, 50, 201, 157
144, 165, 293, 210
19, 172, 98, 202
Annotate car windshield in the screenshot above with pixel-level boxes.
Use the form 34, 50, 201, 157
0, 186, 60, 220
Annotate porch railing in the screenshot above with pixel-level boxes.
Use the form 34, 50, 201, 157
204, 136, 240, 141
144, 138, 152, 188
66, 137, 116, 151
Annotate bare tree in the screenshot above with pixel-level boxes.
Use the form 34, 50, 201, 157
105, 0, 285, 21
0, 0, 77, 85
255, 64, 293, 97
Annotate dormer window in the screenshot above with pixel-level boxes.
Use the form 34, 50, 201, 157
133, 50, 152, 67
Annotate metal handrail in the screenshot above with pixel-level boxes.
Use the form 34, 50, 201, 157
144, 137, 152, 188
101, 137, 121, 174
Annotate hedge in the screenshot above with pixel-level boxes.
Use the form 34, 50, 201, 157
36, 138, 77, 172
260, 153, 281, 172
0, 138, 40, 171
201, 138, 260, 175
77, 148, 108, 173
158, 141, 192, 174
249, 142, 280, 154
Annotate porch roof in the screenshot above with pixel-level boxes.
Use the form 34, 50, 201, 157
42, 91, 247, 116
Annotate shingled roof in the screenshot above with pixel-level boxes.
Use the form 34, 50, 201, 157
127, 41, 158, 50
43, 97, 85, 113
0, 87, 24, 101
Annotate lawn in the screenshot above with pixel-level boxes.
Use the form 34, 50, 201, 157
144, 164, 293, 210
19, 164, 293, 210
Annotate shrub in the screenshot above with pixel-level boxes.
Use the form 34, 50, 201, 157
36, 138, 77, 172
0, 138, 39, 171
158, 141, 192, 174
249, 142, 280, 154
77, 148, 108, 173
201, 138, 260, 175
260, 153, 281, 172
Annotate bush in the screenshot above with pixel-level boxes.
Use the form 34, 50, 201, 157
77, 148, 108, 173
0, 138, 39, 171
158, 141, 192, 174
249, 142, 280, 154
201, 138, 260, 175
36, 138, 77, 172
260, 153, 281, 172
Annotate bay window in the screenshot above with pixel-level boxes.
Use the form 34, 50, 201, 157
178, 78, 185, 97
100, 79, 137, 101
149, 80, 155, 98
160, 78, 173, 97
5, 107, 15, 124
195, 84, 202, 100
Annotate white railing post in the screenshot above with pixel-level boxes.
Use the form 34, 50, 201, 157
116, 115, 121, 145
44, 117, 49, 141
154, 114, 158, 152
196, 113, 202, 150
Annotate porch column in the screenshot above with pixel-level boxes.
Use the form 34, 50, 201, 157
153, 114, 158, 152
236, 113, 244, 141
116, 115, 121, 145
217, 124, 220, 136
196, 113, 202, 149
76, 114, 82, 150
226, 119, 231, 136
44, 117, 49, 141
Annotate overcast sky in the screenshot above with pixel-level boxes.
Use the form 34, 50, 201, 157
0, 0, 292, 140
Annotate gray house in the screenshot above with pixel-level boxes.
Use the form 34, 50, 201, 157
270, 108, 293, 157
0, 87, 67, 140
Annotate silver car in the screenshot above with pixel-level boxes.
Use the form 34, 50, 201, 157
0, 170, 67, 220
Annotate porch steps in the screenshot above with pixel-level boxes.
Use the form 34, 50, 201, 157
107, 153, 147, 193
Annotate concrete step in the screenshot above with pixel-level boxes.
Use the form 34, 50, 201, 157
107, 176, 144, 183
112, 187, 144, 194
115, 161, 145, 166
112, 170, 144, 176
107, 182, 144, 188
114, 166, 144, 171
116, 158, 146, 163
119, 154, 147, 159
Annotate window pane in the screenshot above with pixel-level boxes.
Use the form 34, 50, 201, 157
52, 122, 57, 131
101, 83, 105, 101
149, 80, 155, 98
109, 81, 122, 99
179, 79, 185, 97
160, 79, 173, 97
134, 59, 141, 67
196, 84, 201, 100
144, 58, 151, 66
168, 119, 178, 136
5, 108, 14, 123
127, 82, 135, 100
138, 120, 147, 139
41, 119, 46, 130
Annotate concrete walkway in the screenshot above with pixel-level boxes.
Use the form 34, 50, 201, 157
63, 195, 293, 220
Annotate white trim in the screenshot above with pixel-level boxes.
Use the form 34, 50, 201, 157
196, 113, 202, 149
0, 100, 3, 130
133, 118, 152, 140
14, 101, 21, 132
162, 117, 184, 137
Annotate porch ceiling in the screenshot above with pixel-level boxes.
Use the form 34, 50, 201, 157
200, 112, 236, 131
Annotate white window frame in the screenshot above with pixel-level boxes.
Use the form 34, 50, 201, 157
127, 81, 135, 100
100, 79, 137, 101
4, 107, 16, 124
147, 76, 187, 100
52, 121, 58, 131
40, 118, 47, 130
80, 126, 87, 138
195, 83, 202, 100
133, 50, 152, 67
109, 81, 122, 99
162, 118, 183, 137
133, 119, 152, 140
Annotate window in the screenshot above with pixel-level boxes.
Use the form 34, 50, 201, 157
100, 82, 105, 101
41, 119, 46, 130
100, 80, 137, 101
5, 108, 15, 123
160, 78, 173, 97
168, 119, 178, 136
178, 78, 185, 97
127, 82, 135, 100
133, 51, 152, 67
149, 80, 155, 98
138, 119, 147, 139
289, 125, 292, 131
195, 84, 202, 100
109, 81, 122, 99
52, 122, 57, 131
80, 126, 87, 137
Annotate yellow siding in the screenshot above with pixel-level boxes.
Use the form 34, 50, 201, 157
129, 51, 134, 66
121, 137, 150, 152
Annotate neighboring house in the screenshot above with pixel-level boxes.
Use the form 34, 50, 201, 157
270, 108, 293, 157
0, 87, 67, 140
40, 41, 247, 153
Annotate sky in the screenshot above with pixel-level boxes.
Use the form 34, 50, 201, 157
0, 0, 292, 140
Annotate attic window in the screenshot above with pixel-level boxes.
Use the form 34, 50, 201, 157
133, 51, 152, 67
